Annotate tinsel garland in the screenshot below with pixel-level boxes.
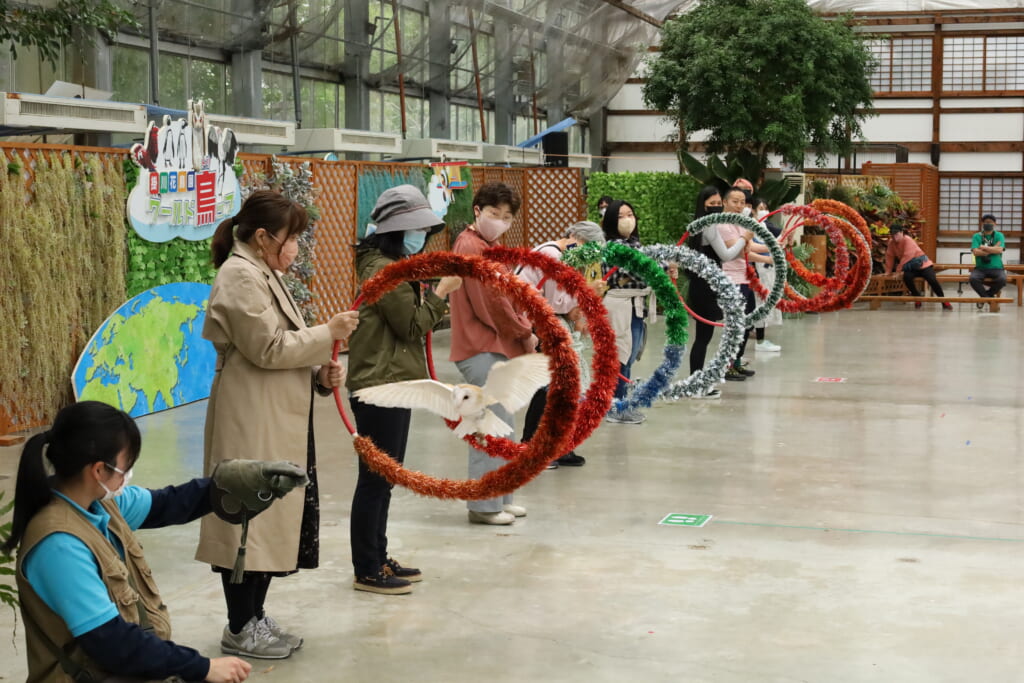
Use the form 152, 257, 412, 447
813, 198, 872, 245
812, 199, 874, 301
682, 213, 787, 326
352, 252, 580, 500
562, 241, 689, 411
776, 203, 851, 285
641, 244, 747, 400
447, 245, 620, 462
748, 202, 872, 313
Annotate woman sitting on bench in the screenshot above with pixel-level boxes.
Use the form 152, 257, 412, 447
884, 225, 953, 310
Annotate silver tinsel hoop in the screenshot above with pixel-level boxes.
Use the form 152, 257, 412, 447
683, 213, 787, 326
640, 244, 746, 399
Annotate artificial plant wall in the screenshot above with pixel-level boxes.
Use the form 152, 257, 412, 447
0, 153, 127, 427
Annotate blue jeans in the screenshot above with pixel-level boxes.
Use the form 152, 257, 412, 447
614, 311, 646, 401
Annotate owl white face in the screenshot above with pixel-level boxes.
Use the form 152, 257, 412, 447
452, 385, 485, 414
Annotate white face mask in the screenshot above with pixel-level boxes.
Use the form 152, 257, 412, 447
99, 466, 133, 501
741, 206, 752, 217
756, 209, 769, 221
617, 216, 636, 238
599, 207, 606, 217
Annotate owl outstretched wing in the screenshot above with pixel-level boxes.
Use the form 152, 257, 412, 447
353, 379, 458, 420
483, 353, 551, 414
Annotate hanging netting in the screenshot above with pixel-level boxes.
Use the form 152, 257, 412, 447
114, 0, 686, 121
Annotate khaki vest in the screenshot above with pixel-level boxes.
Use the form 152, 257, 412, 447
16, 496, 172, 683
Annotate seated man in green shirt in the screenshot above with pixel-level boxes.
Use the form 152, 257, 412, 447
970, 213, 1007, 300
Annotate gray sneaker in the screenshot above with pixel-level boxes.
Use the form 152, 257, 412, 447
261, 615, 302, 651
619, 409, 646, 424
221, 617, 293, 659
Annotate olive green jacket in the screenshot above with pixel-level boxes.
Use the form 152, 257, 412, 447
345, 247, 448, 392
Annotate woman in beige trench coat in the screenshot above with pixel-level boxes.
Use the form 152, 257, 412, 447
196, 190, 358, 660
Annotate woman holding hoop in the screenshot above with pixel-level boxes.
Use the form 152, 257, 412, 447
346, 185, 462, 593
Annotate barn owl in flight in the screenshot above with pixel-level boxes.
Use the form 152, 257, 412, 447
353, 353, 550, 438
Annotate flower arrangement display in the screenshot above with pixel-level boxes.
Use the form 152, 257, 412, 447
342, 251, 580, 500
641, 245, 746, 399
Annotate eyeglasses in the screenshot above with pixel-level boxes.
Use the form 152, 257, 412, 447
104, 462, 129, 478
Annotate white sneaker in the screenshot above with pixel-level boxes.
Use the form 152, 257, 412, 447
503, 503, 527, 517
468, 510, 516, 525
756, 340, 781, 352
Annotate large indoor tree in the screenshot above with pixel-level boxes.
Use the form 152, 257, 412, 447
1, 0, 136, 65
643, 0, 876, 179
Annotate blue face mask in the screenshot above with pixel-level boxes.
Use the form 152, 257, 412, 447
402, 230, 427, 255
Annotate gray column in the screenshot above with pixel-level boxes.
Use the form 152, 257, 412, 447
344, 0, 371, 136
231, 50, 263, 118
492, 19, 515, 145
427, 1, 450, 139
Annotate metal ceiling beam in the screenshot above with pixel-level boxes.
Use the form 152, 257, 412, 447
598, 0, 664, 28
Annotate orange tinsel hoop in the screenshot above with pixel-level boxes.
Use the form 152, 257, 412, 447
345, 251, 581, 501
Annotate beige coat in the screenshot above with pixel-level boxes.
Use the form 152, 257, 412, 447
196, 240, 334, 572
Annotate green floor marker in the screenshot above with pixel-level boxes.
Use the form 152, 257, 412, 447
659, 513, 712, 527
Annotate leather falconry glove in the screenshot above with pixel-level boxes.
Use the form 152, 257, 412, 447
209, 460, 309, 583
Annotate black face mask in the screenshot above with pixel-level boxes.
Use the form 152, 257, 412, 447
982, 223, 995, 232
706, 205, 724, 214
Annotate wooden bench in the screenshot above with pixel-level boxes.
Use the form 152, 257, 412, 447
861, 274, 906, 296
859, 295, 1014, 312
918, 271, 1024, 306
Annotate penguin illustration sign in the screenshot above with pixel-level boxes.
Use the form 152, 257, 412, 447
126, 99, 242, 242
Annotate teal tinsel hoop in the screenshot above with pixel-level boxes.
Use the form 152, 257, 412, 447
563, 241, 688, 412
683, 213, 787, 326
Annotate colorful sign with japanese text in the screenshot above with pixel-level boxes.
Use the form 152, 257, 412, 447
127, 100, 241, 242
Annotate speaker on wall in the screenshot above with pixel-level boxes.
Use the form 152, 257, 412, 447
544, 131, 568, 167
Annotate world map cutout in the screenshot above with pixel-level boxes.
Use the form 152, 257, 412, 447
72, 283, 216, 418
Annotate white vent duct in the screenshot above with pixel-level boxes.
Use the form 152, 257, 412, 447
0, 92, 146, 133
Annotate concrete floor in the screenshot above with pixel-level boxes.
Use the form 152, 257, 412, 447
1, 302, 1023, 682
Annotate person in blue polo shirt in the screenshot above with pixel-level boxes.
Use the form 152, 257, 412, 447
4, 401, 306, 683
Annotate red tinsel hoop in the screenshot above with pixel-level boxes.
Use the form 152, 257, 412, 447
748, 202, 871, 313
351, 251, 581, 501
438, 245, 620, 462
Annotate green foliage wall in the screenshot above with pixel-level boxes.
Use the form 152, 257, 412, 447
586, 172, 702, 244
123, 162, 217, 297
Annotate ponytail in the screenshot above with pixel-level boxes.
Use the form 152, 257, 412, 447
1, 401, 141, 554
3, 432, 52, 554
211, 190, 310, 269
211, 216, 237, 268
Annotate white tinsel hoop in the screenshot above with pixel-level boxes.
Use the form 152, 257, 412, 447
683, 213, 787, 326
640, 244, 747, 399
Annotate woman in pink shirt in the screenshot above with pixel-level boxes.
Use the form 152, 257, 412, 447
884, 225, 952, 310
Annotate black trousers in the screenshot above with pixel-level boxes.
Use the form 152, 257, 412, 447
689, 320, 716, 374
904, 265, 945, 297
349, 396, 411, 577
733, 284, 755, 366
521, 386, 572, 457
